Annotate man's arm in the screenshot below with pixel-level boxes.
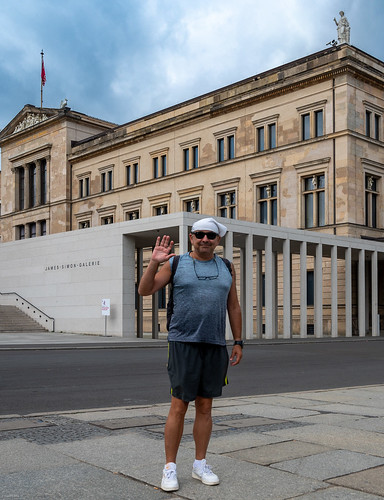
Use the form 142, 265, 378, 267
227, 264, 243, 366
138, 235, 175, 296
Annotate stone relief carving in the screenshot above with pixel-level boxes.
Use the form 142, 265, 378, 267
13, 113, 48, 134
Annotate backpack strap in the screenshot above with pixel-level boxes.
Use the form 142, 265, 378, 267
220, 257, 232, 276
170, 255, 180, 285
166, 255, 180, 331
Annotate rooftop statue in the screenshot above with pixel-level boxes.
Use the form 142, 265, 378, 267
334, 11, 350, 44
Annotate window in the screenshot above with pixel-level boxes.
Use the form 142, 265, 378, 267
365, 107, 382, 140
365, 175, 379, 227
79, 221, 90, 229
101, 216, 114, 225
183, 145, 199, 171
307, 270, 314, 306
218, 191, 236, 218
303, 174, 325, 228
40, 220, 46, 236
127, 163, 139, 185
258, 184, 277, 225
185, 198, 200, 213
79, 177, 90, 198
253, 115, 278, 152
257, 127, 265, 152
155, 205, 168, 216
297, 101, 326, 141
268, 123, 276, 149
214, 128, 237, 162
217, 138, 225, 162
126, 210, 140, 220
302, 113, 310, 140
375, 114, 381, 140
18, 225, 25, 240
228, 135, 235, 159
29, 222, 36, 238
315, 110, 324, 137
153, 153, 167, 178
101, 169, 113, 192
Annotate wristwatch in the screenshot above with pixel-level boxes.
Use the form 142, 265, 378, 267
233, 340, 244, 348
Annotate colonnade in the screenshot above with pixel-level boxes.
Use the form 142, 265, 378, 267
133, 215, 384, 340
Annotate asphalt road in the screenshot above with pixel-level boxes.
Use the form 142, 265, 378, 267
1, 340, 384, 415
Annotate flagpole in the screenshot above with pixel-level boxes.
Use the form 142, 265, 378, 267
40, 50, 44, 109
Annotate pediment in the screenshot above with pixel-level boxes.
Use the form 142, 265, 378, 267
13, 112, 49, 133
0, 105, 58, 141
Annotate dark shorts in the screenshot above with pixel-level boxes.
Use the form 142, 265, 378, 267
167, 341, 229, 402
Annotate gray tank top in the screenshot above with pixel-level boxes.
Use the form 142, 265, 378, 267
167, 253, 232, 345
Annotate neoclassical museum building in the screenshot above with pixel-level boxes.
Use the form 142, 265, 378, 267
1, 42, 384, 338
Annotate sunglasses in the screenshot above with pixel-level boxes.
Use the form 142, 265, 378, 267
192, 231, 218, 240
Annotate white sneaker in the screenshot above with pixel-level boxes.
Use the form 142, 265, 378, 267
161, 462, 179, 492
192, 459, 220, 485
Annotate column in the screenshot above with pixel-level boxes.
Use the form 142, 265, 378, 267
152, 293, 159, 339
371, 250, 378, 336
122, 235, 136, 338
256, 249, 263, 339
345, 247, 352, 337
36, 160, 42, 206
314, 243, 323, 338
179, 224, 189, 254
272, 251, 278, 337
136, 248, 144, 338
331, 245, 338, 337
224, 231, 234, 341
283, 238, 292, 338
24, 164, 30, 209
265, 236, 274, 339
358, 249, 366, 337
243, 233, 254, 340
300, 241, 307, 338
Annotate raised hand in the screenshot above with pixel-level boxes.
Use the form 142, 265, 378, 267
151, 235, 176, 263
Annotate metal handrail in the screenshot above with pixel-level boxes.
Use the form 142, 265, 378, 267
0, 292, 55, 331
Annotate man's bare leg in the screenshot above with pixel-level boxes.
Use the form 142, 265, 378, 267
193, 396, 213, 460
164, 396, 189, 463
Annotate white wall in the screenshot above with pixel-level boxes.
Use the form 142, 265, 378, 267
0, 223, 136, 337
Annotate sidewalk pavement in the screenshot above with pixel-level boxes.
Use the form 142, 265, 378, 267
1, 333, 384, 499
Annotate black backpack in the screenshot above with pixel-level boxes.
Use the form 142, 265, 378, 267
166, 255, 232, 331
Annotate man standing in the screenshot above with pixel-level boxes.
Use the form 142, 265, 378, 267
138, 217, 243, 492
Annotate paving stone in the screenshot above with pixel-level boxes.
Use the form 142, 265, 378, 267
309, 403, 384, 417
292, 485, 384, 499
296, 413, 367, 426
226, 440, 329, 465
215, 416, 285, 427
181, 431, 287, 454
329, 465, 384, 497
219, 403, 319, 419
90, 415, 165, 429
0, 418, 54, 432
0, 438, 77, 474
0, 463, 166, 500
271, 449, 384, 480
147, 422, 229, 435
265, 423, 384, 456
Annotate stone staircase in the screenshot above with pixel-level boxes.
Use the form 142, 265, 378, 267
0, 305, 48, 332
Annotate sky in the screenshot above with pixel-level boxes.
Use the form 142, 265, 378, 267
0, 0, 384, 131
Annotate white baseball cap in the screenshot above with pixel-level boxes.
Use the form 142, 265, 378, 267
191, 217, 227, 237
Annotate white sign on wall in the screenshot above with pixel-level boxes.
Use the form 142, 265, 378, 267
101, 298, 111, 316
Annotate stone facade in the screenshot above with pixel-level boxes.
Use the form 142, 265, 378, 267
1, 44, 384, 336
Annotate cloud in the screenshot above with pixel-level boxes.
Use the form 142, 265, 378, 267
0, 0, 383, 131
